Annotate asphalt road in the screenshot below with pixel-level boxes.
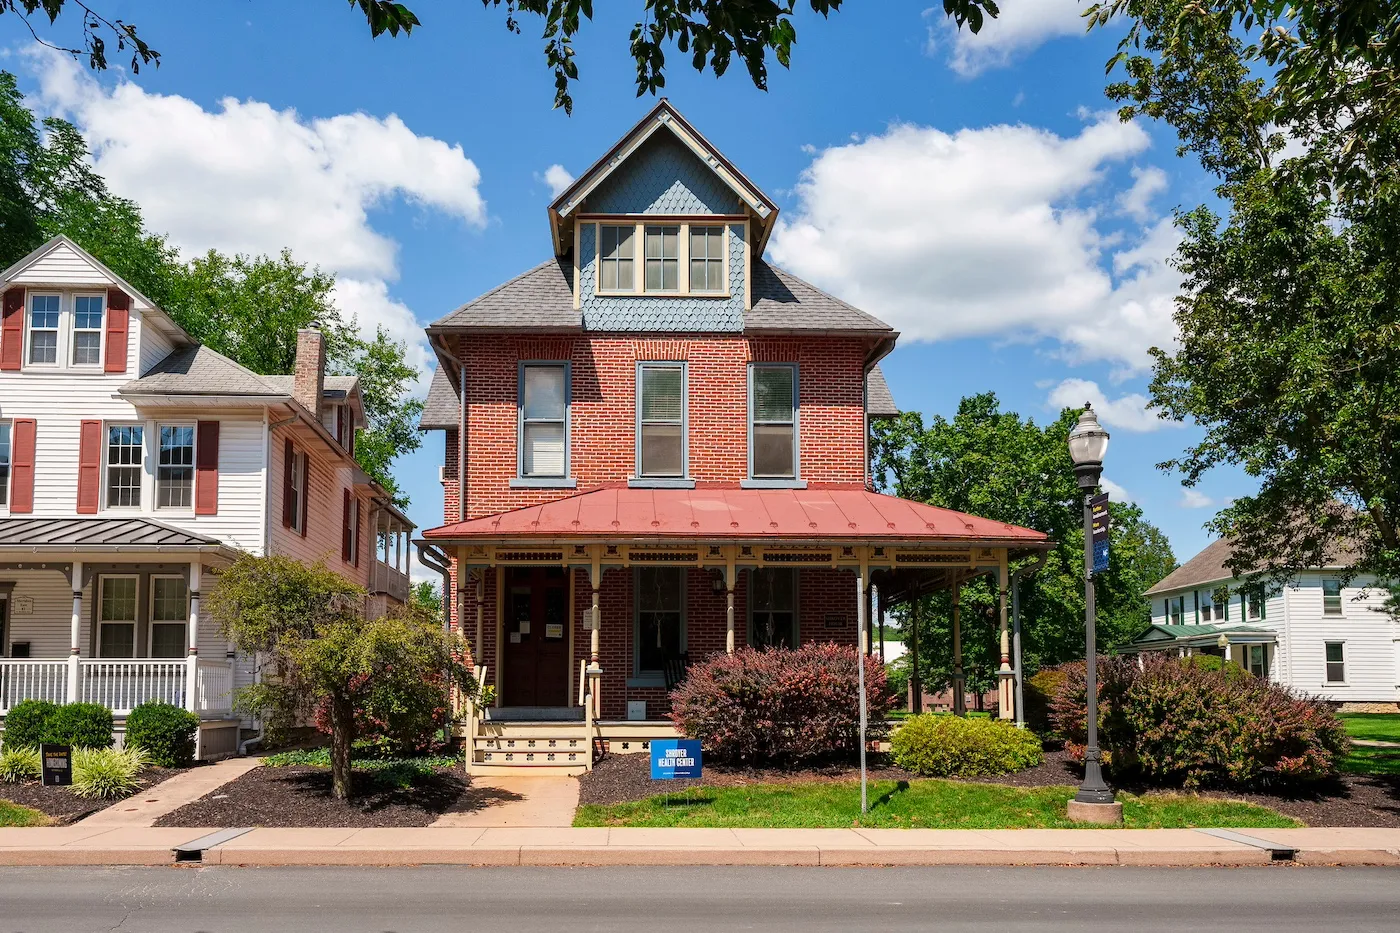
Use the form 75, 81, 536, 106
0, 865, 1398, 932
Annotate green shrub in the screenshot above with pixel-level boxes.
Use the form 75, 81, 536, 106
45, 703, 114, 749
890, 714, 1044, 777
1024, 667, 1067, 740
1052, 654, 1348, 787
71, 746, 147, 800
2, 700, 57, 750
125, 702, 199, 768
0, 746, 41, 783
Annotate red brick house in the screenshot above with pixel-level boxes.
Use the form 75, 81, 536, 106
418, 102, 1048, 773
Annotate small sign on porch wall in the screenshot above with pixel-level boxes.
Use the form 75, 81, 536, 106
11, 596, 33, 615
824, 613, 847, 630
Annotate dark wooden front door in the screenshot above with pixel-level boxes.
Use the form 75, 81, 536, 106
501, 567, 570, 707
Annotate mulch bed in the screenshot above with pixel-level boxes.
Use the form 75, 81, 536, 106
577, 748, 1400, 827
154, 764, 513, 829
1, 766, 186, 824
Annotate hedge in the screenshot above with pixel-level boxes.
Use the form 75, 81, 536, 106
890, 714, 1044, 777
125, 702, 199, 768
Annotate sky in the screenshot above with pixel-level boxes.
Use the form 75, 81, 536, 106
1, 0, 1256, 581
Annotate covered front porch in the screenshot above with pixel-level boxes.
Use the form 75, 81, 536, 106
0, 518, 244, 756
422, 485, 1051, 773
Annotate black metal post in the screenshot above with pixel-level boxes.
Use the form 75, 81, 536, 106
1074, 468, 1114, 805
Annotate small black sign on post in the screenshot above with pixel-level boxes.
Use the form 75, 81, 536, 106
40, 744, 72, 787
1090, 492, 1110, 575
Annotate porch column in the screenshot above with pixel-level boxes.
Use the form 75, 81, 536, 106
997, 551, 1014, 720
909, 584, 922, 715
588, 556, 601, 667
724, 555, 736, 654
951, 579, 965, 717
67, 560, 83, 703
474, 570, 484, 671
855, 555, 869, 814
186, 561, 201, 713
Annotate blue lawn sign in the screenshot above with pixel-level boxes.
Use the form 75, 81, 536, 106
650, 739, 702, 780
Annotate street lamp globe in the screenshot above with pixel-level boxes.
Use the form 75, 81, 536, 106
1067, 404, 1110, 490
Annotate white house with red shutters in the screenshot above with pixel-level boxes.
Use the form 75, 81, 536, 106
0, 236, 415, 756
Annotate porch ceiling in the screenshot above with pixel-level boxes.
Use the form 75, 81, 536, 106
422, 484, 1049, 548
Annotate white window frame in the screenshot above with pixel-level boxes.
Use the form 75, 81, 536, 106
597, 223, 637, 294
688, 224, 727, 293
515, 361, 572, 484
104, 423, 145, 510
70, 292, 106, 368
0, 420, 10, 511
643, 224, 681, 293
147, 574, 189, 659
1324, 640, 1346, 684
155, 422, 196, 511
632, 566, 687, 683
25, 292, 63, 368
746, 362, 802, 485
290, 450, 307, 534
592, 221, 731, 298
635, 361, 687, 481
1322, 578, 1343, 616
96, 574, 139, 659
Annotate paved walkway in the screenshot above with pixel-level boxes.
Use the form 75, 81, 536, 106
1351, 739, 1400, 748
78, 757, 263, 828
432, 775, 579, 827
0, 826, 1397, 866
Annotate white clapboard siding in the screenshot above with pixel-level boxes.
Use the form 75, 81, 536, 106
4, 569, 92, 659
8, 242, 116, 285
139, 317, 175, 376
267, 421, 374, 589
1282, 574, 1396, 701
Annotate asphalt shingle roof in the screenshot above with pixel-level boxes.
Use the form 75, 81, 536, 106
1144, 531, 1360, 596
123, 346, 359, 400
867, 366, 897, 417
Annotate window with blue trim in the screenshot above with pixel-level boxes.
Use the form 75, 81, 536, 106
638, 363, 684, 478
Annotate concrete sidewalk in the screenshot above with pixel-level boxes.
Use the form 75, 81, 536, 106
79, 758, 263, 828
0, 825, 1398, 867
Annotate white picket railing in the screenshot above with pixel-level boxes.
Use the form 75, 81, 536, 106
196, 659, 235, 714
0, 661, 69, 713
79, 660, 187, 715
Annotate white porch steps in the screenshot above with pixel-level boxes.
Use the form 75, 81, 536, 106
465, 716, 684, 777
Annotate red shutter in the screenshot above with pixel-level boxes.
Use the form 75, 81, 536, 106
282, 439, 295, 527
1, 288, 23, 372
195, 420, 219, 515
9, 419, 35, 513
341, 489, 352, 562
299, 456, 309, 538
104, 289, 130, 374
77, 420, 102, 514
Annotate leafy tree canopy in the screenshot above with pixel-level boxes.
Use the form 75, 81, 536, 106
0, 71, 422, 503
872, 393, 1176, 695
3, 0, 1003, 115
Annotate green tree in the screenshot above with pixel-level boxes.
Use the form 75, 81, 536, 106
5, 1, 1004, 115
872, 393, 1176, 697
208, 554, 479, 799
411, 580, 443, 617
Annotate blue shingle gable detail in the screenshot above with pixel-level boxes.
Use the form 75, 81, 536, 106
579, 222, 746, 332
585, 132, 743, 216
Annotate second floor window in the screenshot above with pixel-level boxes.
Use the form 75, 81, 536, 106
71, 295, 104, 366
750, 364, 798, 479
689, 226, 725, 292
157, 425, 195, 509
637, 363, 685, 478
519, 362, 568, 478
106, 425, 143, 508
28, 295, 60, 365
644, 225, 680, 292
0, 422, 9, 508
1323, 578, 1342, 615
599, 224, 635, 292
290, 450, 307, 534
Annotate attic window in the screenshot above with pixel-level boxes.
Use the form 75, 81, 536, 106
599, 225, 635, 292
644, 225, 680, 292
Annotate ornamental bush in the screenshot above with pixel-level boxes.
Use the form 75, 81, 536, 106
890, 713, 1044, 777
0, 746, 41, 783
2, 700, 57, 750
312, 670, 452, 758
1051, 654, 1348, 788
1023, 667, 1067, 740
44, 703, 114, 750
668, 644, 895, 766
125, 702, 200, 768
71, 746, 147, 800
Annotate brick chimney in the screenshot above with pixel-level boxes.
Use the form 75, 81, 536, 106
293, 329, 325, 419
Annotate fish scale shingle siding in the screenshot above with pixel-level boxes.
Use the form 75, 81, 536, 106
584, 132, 744, 215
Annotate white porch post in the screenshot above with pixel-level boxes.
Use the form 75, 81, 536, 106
724, 554, 736, 654
997, 550, 1014, 720
855, 553, 869, 814
951, 580, 965, 716
67, 560, 83, 703
588, 555, 601, 667
186, 561, 202, 713
474, 570, 484, 671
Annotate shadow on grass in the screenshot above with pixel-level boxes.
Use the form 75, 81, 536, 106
870, 780, 911, 813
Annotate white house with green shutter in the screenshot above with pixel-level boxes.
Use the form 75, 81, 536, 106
1130, 537, 1397, 703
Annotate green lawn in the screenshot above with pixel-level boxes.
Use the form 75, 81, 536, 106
1338, 713, 1400, 776
0, 800, 50, 827
574, 780, 1298, 830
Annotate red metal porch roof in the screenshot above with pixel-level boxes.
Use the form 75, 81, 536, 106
423, 485, 1048, 546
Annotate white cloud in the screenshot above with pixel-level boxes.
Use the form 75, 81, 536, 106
1100, 477, 1134, 503
768, 116, 1182, 374
1179, 489, 1215, 509
1117, 165, 1168, 221
539, 163, 575, 197
1046, 377, 1174, 433
928, 0, 1086, 78
27, 49, 487, 380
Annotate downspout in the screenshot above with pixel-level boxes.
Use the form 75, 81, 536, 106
1011, 550, 1049, 728
457, 358, 467, 521
416, 541, 454, 634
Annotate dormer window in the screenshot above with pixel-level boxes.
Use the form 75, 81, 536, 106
27, 295, 60, 365
644, 225, 680, 292
689, 226, 726, 292
592, 222, 730, 297
599, 225, 636, 293
71, 295, 105, 366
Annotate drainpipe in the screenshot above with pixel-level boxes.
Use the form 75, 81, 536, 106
416, 541, 454, 633
1011, 550, 1048, 728
457, 358, 467, 521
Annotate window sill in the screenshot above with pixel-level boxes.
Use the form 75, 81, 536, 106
509, 477, 578, 489
627, 676, 667, 689
741, 478, 807, 490
627, 477, 696, 489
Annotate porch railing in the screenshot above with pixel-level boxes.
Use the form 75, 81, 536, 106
370, 560, 411, 603
0, 659, 236, 718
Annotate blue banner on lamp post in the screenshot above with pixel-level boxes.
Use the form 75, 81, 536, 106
1090, 492, 1110, 575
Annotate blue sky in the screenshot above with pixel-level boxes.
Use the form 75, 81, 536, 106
2, 0, 1252, 575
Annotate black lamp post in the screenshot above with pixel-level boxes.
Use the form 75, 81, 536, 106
1067, 404, 1119, 819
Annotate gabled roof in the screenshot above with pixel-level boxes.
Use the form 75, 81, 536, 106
424, 484, 1050, 546
0, 516, 225, 549
1145, 531, 1360, 596
427, 259, 581, 332
1, 235, 193, 346
120, 345, 290, 398
547, 100, 781, 256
